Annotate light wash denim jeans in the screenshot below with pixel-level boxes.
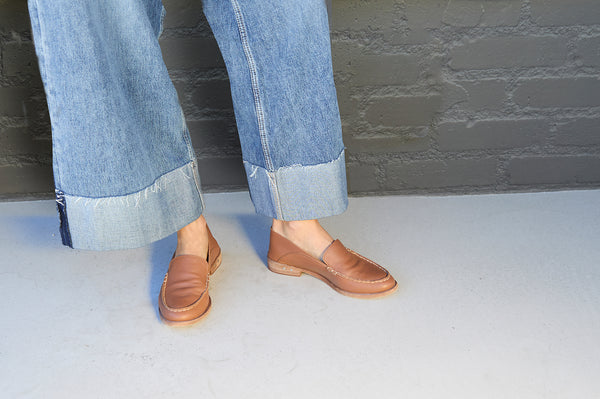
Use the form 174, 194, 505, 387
28, 0, 347, 250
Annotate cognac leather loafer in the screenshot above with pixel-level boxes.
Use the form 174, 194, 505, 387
158, 226, 222, 326
267, 229, 398, 298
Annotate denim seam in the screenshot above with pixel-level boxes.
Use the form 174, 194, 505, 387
158, 3, 167, 39
179, 110, 205, 210
229, 0, 282, 218
229, 0, 272, 170
30, 0, 60, 187
55, 189, 73, 248
192, 159, 206, 211
268, 173, 283, 219
31, 0, 73, 247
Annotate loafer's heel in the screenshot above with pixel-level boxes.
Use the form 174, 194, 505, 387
210, 252, 222, 275
267, 259, 302, 277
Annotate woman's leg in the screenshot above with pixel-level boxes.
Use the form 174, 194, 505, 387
203, 0, 397, 298
28, 0, 205, 250
203, 0, 348, 222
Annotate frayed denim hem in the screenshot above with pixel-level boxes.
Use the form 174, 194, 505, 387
243, 149, 348, 221
56, 161, 204, 250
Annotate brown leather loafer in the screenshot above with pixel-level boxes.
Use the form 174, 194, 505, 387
158, 226, 222, 326
267, 229, 398, 298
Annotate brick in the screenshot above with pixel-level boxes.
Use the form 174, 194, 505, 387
340, 121, 355, 140
162, 0, 204, 29
577, 37, 600, 67
403, 0, 446, 44
438, 119, 547, 151
22, 95, 51, 130
366, 96, 442, 127
0, 165, 54, 194
0, 88, 28, 116
450, 37, 568, 70
331, 41, 359, 76
442, 3, 489, 27
160, 38, 225, 69
346, 163, 379, 193
513, 78, 600, 108
441, 1, 521, 27
191, 80, 234, 110
1, 41, 37, 76
349, 54, 420, 86
508, 156, 600, 184
196, 156, 247, 187
171, 80, 187, 103
441, 82, 468, 112
385, 158, 497, 189
187, 119, 240, 151
423, 55, 443, 83
346, 134, 430, 154
331, 0, 397, 31
0, 127, 29, 155
0, 127, 51, 155
0, 1, 30, 33
335, 86, 359, 121
530, 0, 600, 26
400, 0, 520, 44
454, 80, 507, 111
554, 118, 600, 146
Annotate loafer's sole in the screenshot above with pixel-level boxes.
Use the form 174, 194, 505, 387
267, 258, 398, 299
210, 252, 223, 274
159, 297, 212, 327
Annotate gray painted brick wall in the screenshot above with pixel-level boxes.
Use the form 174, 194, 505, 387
1, 0, 599, 200
332, 0, 600, 195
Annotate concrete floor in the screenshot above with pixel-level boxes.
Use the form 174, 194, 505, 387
1, 190, 599, 398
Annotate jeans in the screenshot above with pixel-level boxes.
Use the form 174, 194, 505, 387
28, 0, 347, 250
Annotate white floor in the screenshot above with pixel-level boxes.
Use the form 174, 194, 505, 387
1, 190, 599, 398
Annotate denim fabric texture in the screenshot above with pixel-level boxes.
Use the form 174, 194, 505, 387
28, 0, 348, 250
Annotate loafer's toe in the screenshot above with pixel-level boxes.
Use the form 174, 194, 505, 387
158, 226, 222, 326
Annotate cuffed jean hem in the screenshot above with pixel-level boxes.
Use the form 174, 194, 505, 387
57, 161, 204, 251
243, 148, 348, 221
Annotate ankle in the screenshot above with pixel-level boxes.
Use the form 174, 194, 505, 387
176, 215, 209, 257
271, 218, 333, 260
272, 219, 318, 236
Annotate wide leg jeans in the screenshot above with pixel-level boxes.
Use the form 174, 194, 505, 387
28, 0, 347, 250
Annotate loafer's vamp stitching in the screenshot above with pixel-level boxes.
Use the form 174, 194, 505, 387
161, 271, 209, 312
